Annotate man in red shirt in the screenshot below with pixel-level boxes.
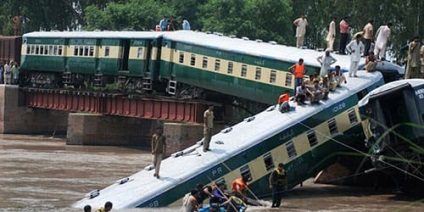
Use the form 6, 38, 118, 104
289, 58, 307, 95
278, 90, 290, 113
339, 16, 350, 55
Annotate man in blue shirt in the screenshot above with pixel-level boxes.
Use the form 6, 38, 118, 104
182, 17, 191, 30
159, 16, 168, 31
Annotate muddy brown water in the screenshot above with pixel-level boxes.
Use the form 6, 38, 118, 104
0, 134, 423, 212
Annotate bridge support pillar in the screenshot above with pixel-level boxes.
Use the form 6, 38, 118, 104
0, 85, 68, 134
66, 113, 157, 146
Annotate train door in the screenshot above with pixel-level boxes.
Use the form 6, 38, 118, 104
121, 39, 130, 71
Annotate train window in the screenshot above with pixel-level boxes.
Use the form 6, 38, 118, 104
137, 48, 143, 58
285, 140, 297, 159
263, 153, 275, 171
269, 70, 276, 83
179, 52, 184, 63
53, 46, 57, 55
348, 108, 358, 124
30, 45, 35, 54
202, 57, 208, 68
215, 59, 220, 71
241, 64, 247, 77
255, 67, 261, 80
89, 47, 94, 57
227, 62, 233, 74
328, 118, 338, 135
44, 45, 48, 55
105, 47, 110, 57
74, 46, 78, 56
285, 73, 293, 87
307, 130, 318, 147
79, 46, 84, 56
84, 46, 89, 56
190, 54, 196, 66
49, 46, 53, 55
35, 45, 39, 55
240, 165, 252, 182
26, 46, 30, 54
40, 46, 44, 55
58, 46, 63, 56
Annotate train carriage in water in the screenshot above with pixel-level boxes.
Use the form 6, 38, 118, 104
21, 31, 164, 90
73, 71, 384, 209
159, 31, 353, 105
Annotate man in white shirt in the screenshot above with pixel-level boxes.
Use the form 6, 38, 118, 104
374, 23, 392, 59
293, 14, 308, 48
346, 33, 364, 77
326, 17, 336, 51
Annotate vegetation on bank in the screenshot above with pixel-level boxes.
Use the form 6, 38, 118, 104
0, 0, 422, 57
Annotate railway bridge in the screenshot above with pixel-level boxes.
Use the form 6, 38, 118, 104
0, 85, 222, 151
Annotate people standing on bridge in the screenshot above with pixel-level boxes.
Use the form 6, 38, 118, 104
11, 62, 19, 85
363, 19, 374, 57
289, 58, 307, 95
95, 201, 112, 212
405, 36, 421, 79
374, 23, 392, 59
293, 14, 308, 48
203, 105, 214, 152
269, 163, 288, 208
346, 33, 364, 77
4, 60, 12, 85
326, 17, 337, 51
151, 127, 166, 179
339, 16, 350, 55
12, 14, 23, 36
182, 17, 191, 30
231, 175, 249, 202
278, 90, 290, 113
317, 49, 337, 77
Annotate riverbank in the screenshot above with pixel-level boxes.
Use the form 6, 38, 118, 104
0, 134, 423, 211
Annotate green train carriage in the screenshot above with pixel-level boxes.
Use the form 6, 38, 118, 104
21, 31, 164, 90
160, 31, 353, 105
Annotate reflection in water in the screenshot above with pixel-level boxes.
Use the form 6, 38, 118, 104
0, 134, 422, 211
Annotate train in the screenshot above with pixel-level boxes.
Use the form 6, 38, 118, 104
358, 79, 424, 191
73, 70, 384, 209
4, 30, 354, 105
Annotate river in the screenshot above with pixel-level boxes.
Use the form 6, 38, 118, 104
0, 134, 423, 212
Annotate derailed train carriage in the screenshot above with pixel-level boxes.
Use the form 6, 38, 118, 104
20, 30, 353, 105
358, 79, 424, 189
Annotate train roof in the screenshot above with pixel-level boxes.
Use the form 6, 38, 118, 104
358, 79, 424, 107
73, 71, 383, 209
163, 31, 362, 72
23, 31, 166, 39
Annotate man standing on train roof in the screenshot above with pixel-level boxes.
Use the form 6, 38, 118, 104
293, 14, 308, 48
374, 23, 392, 59
159, 16, 168, 31
182, 17, 191, 30
326, 17, 337, 52
269, 163, 288, 208
363, 19, 374, 57
231, 175, 249, 202
317, 49, 337, 77
405, 36, 421, 79
278, 90, 290, 113
346, 32, 364, 78
151, 127, 166, 179
289, 58, 307, 95
203, 105, 214, 152
339, 16, 350, 55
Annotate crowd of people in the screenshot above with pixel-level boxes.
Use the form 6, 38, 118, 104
156, 16, 191, 31
0, 60, 20, 85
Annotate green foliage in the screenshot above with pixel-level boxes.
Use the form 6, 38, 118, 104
0, 0, 423, 57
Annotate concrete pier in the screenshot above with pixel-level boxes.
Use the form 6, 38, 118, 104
0, 85, 68, 134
